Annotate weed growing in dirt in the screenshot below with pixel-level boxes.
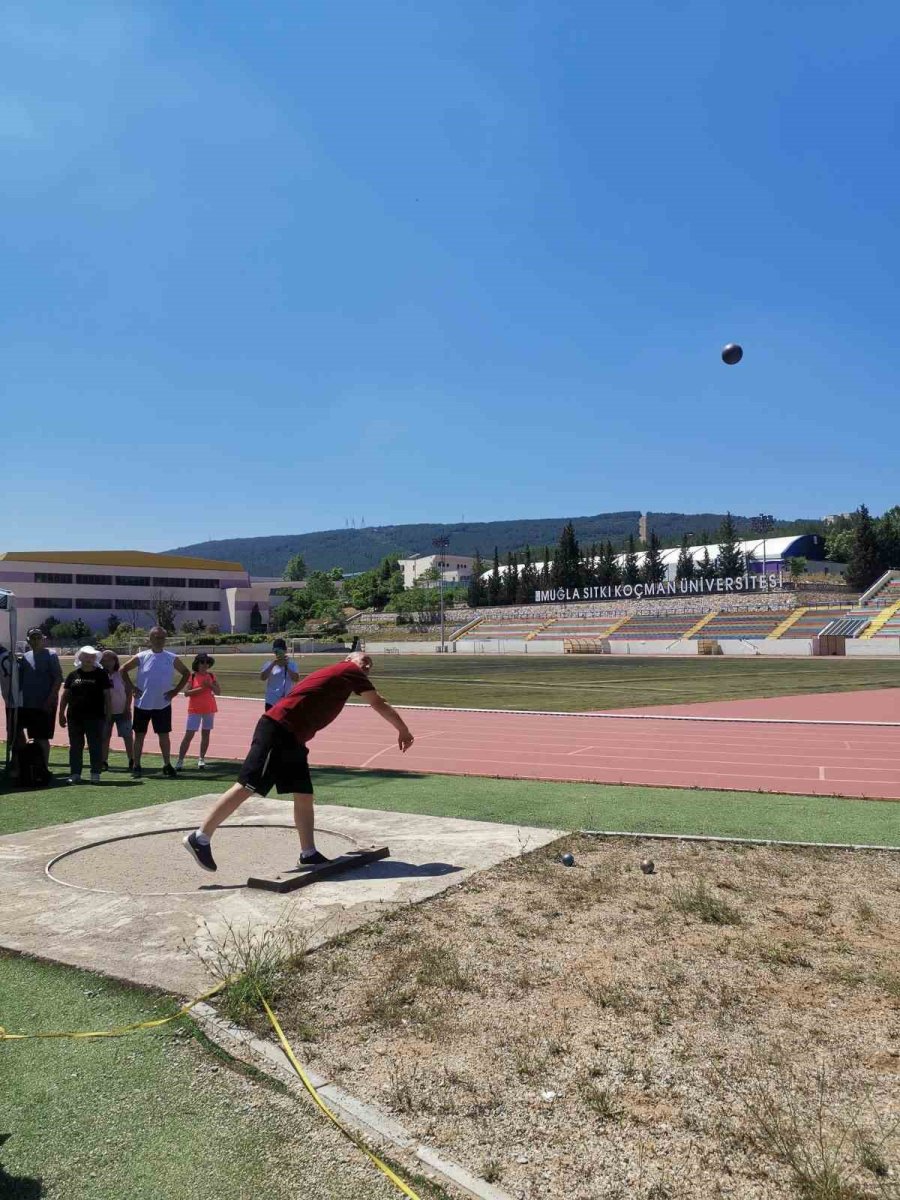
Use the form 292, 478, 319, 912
759, 939, 814, 969
386, 1062, 424, 1113
580, 976, 634, 1014
579, 1077, 623, 1121
670, 879, 742, 926
875, 971, 900, 1002
718, 1059, 900, 1200
853, 897, 878, 925
482, 1159, 503, 1183
362, 939, 473, 1032
196, 915, 307, 1026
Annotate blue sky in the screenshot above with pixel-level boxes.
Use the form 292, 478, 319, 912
3, 1, 898, 551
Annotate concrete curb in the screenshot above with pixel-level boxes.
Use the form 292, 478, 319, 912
578, 829, 900, 852
190, 1001, 515, 1200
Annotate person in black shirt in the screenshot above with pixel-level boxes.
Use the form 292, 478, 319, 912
59, 646, 112, 785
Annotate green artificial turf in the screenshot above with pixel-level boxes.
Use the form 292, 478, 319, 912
2, 744, 896, 846
0, 746, 239, 836
311, 766, 900, 847
0, 954, 423, 1200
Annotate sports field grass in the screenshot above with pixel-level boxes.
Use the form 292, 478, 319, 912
2, 744, 897, 846
0, 953, 437, 1200
84, 652, 900, 712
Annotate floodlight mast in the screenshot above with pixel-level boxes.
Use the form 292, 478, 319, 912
432, 536, 450, 654
0, 590, 18, 776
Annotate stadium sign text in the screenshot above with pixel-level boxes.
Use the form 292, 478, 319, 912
535, 574, 784, 603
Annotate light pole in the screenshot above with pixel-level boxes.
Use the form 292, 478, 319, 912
751, 514, 775, 591
1, 589, 19, 776
432, 536, 449, 653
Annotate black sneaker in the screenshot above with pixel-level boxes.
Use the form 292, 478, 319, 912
100, 761, 109, 772
132, 765, 143, 779
162, 763, 178, 778
298, 850, 331, 868
183, 833, 217, 872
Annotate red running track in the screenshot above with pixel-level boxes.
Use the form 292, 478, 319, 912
30, 687, 900, 801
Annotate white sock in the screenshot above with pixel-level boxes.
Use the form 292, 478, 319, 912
194, 830, 211, 845
300, 847, 317, 859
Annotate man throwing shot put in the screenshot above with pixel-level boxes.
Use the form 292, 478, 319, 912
183, 652, 413, 872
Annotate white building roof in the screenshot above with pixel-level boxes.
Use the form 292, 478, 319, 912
483, 535, 811, 578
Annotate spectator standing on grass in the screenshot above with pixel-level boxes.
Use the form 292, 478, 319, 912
175, 654, 220, 771
59, 646, 112, 784
121, 627, 190, 778
1, 640, 24, 773
17, 628, 62, 776
183, 652, 413, 873
260, 637, 299, 710
100, 650, 134, 770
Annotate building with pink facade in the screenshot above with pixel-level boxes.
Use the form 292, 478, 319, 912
0, 550, 300, 635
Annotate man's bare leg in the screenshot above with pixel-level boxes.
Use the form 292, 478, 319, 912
293, 793, 315, 855
158, 731, 172, 767
133, 729, 146, 769
183, 782, 254, 872
199, 783, 254, 838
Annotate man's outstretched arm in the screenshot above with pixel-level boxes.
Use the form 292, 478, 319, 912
362, 690, 414, 752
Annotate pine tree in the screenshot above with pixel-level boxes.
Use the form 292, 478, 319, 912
283, 554, 307, 581
518, 547, 538, 604
699, 547, 716, 581
467, 551, 486, 607
845, 504, 883, 591
550, 522, 582, 588
716, 512, 745, 579
504, 552, 519, 605
487, 547, 502, 606
876, 506, 900, 572
603, 540, 621, 586
539, 547, 551, 589
623, 535, 640, 585
582, 543, 599, 588
675, 533, 695, 581
642, 531, 666, 584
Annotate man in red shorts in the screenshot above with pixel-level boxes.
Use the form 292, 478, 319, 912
183, 652, 413, 872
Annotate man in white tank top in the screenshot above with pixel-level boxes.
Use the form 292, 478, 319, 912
121, 627, 190, 778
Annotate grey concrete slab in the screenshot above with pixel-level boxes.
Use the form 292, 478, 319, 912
0, 797, 561, 995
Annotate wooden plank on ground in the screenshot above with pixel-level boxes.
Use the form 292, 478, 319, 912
247, 847, 391, 893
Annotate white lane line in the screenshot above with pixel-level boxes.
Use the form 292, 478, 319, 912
358, 731, 445, 770
567, 746, 596, 756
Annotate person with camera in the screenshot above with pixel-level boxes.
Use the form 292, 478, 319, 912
259, 637, 299, 710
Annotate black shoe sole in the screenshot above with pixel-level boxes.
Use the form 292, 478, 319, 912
182, 835, 216, 872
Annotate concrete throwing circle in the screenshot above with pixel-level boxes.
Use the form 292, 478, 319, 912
47, 825, 360, 897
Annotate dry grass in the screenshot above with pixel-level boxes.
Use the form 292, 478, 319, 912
266, 836, 900, 1200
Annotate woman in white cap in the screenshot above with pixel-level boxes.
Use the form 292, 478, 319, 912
58, 646, 112, 784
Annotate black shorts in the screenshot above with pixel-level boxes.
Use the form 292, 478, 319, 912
132, 706, 173, 735
238, 716, 313, 797
17, 706, 55, 740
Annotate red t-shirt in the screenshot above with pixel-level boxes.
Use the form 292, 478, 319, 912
264, 661, 374, 743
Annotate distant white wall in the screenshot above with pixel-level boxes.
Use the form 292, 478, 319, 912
607, 640, 698, 656
845, 638, 900, 656
452, 638, 565, 655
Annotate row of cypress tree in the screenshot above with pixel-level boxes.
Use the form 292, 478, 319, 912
468, 514, 751, 607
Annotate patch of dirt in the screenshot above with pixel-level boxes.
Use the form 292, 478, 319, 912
269, 837, 900, 1199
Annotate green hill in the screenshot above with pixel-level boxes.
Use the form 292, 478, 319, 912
167, 511, 820, 576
